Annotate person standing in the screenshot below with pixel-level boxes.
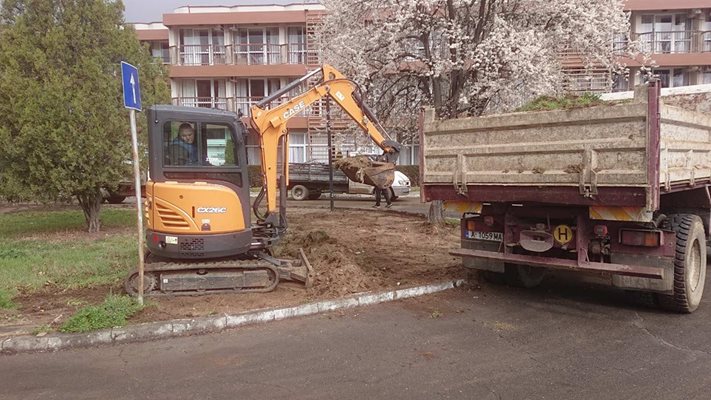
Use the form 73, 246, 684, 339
373, 185, 392, 208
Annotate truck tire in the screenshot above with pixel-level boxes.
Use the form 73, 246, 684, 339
307, 190, 322, 200
290, 185, 309, 201
656, 214, 707, 313
106, 194, 126, 204
504, 264, 545, 288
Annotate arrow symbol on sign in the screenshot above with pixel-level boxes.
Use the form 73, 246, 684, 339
129, 74, 136, 103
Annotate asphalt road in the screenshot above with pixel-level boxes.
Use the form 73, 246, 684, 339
2, 276, 711, 400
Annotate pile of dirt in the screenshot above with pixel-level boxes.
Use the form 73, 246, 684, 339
0, 208, 465, 334
333, 155, 374, 171
276, 210, 462, 297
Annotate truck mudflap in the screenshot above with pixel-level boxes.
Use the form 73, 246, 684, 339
449, 248, 665, 280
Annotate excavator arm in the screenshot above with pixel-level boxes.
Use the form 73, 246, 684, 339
249, 64, 401, 215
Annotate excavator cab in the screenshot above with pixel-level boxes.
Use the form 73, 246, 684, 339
145, 105, 253, 260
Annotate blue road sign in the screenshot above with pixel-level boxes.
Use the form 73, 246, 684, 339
121, 61, 142, 111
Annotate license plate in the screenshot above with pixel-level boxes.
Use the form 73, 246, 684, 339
468, 231, 503, 241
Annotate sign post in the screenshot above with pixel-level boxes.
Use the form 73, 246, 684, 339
121, 61, 145, 305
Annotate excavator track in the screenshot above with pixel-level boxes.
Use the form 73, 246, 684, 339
124, 249, 313, 297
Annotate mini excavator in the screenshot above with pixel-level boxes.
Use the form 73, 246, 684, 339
124, 65, 401, 295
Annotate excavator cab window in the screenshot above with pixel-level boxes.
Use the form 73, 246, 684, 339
163, 121, 200, 166
162, 121, 239, 168
156, 119, 246, 189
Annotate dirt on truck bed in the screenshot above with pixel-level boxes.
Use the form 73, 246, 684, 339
0, 208, 464, 335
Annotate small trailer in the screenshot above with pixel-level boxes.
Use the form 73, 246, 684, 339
420, 81, 711, 312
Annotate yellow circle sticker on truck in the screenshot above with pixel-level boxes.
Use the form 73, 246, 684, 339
553, 225, 573, 244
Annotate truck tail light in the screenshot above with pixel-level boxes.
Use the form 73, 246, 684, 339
619, 229, 663, 247
466, 220, 476, 231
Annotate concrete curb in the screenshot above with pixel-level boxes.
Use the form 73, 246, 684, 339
1, 280, 465, 355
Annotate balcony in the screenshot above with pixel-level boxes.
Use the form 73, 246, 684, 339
562, 70, 611, 94
172, 96, 230, 110
637, 31, 693, 54
171, 43, 313, 66
704, 31, 711, 52
171, 95, 311, 118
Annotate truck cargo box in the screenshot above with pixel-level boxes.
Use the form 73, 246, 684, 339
421, 83, 711, 213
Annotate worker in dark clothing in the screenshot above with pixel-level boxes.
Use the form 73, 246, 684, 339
373, 186, 392, 208
170, 122, 198, 165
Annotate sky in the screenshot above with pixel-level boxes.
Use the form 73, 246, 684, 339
122, 0, 320, 23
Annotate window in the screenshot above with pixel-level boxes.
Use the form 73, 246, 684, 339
703, 70, 711, 84
653, 68, 689, 88
704, 15, 711, 52
163, 121, 236, 167
612, 73, 630, 92
179, 29, 224, 65
287, 27, 306, 64
176, 79, 227, 109
150, 41, 170, 64
655, 69, 670, 88
203, 123, 238, 166
612, 33, 628, 54
672, 69, 689, 87
289, 132, 307, 163
234, 27, 280, 64
234, 78, 282, 115
638, 14, 691, 54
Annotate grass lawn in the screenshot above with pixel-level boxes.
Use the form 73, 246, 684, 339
0, 208, 138, 308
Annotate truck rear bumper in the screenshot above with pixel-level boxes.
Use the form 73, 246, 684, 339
450, 248, 664, 279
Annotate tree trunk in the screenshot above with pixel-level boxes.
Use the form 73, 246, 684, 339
77, 190, 103, 233
428, 200, 445, 226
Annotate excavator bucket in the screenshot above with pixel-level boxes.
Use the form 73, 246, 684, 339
335, 156, 396, 189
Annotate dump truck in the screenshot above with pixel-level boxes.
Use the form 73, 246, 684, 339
420, 80, 711, 313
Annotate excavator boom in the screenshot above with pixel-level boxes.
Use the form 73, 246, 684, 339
249, 64, 401, 215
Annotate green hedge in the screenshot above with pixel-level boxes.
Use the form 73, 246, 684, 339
396, 165, 420, 187
248, 165, 264, 188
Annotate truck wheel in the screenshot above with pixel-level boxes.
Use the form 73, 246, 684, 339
504, 264, 545, 288
107, 194, 126, 204
307, 190, 322, 200
291, 185, 309, 201
656, 214, 707, 313
481, 271, 506, 285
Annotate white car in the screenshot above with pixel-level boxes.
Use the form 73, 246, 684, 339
349, 170, 411, 200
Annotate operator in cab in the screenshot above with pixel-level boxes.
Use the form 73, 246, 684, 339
168, 122, 198, 165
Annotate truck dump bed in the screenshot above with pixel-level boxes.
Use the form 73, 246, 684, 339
421, 84, 711, 211
289, 163, 349, 184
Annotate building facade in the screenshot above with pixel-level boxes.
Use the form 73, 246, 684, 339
565, 0, 711, 93
133, 4, 419, 166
